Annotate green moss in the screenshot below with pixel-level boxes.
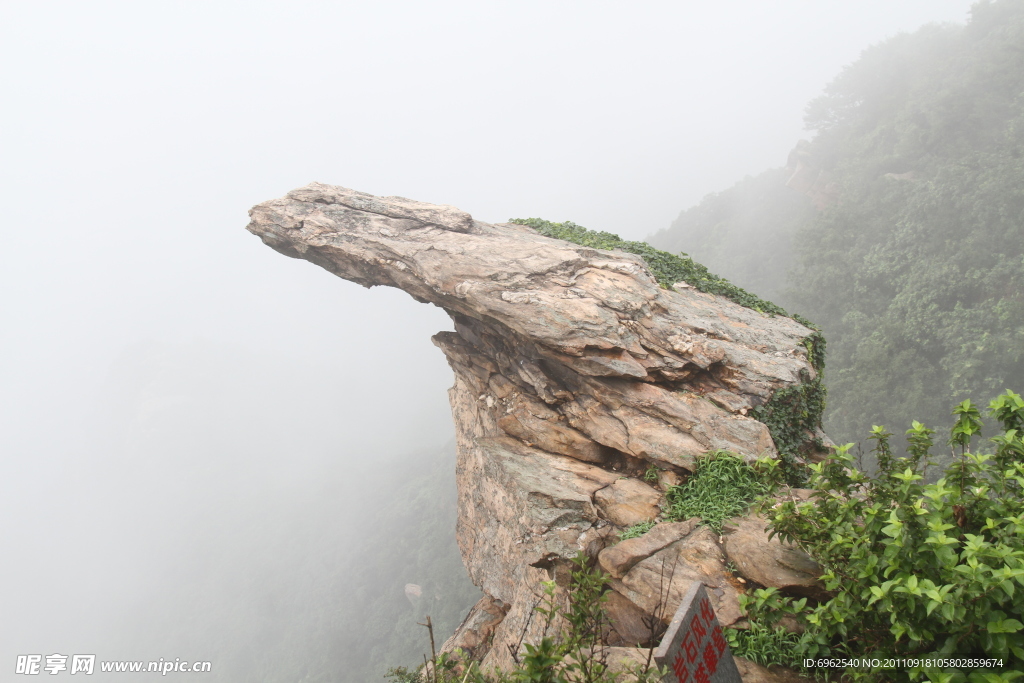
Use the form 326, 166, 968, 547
509, 217, 789, 316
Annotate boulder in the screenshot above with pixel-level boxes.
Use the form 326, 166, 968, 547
656, 469, 683, 490
598, 519, 700, 579
736, 657, 816, 682
721, 515, 826, 598
604, 591, 663, 647
594, 478, 662, 527
440, 595, 508, 661
614, 525, 743, 627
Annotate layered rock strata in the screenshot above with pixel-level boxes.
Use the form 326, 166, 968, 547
247, 183, 824, 671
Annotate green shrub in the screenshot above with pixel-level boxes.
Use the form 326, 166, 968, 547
755, 390, 1024, 681
664, 451, 773, 531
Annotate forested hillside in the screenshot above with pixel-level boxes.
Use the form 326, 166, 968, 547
650, 0, 1024, 450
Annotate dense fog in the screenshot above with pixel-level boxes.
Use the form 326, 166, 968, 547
0, 2, 977, 680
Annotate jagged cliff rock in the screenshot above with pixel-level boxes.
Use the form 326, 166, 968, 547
247, 183, 824, 672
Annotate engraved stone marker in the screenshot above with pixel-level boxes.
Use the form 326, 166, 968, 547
653, 582, 742, 683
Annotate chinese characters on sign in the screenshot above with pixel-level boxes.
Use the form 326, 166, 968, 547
653, 583, 741, 683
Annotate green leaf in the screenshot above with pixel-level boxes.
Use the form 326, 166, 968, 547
987, 619, 1023, 634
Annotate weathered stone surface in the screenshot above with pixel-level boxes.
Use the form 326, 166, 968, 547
613, 525, 743, 627
594, 478, 662, 527
246, 184, 825, 671
604, 590, 663, 647
656, 469, 683, 490
457, 434, 615, 602
584, 647, 657, 681
496, 393, 607, 464
479, 565, 568, 672
736, 657, 816, 683
599, 519, 700, 579
248, 182, 816, 409
440, 595, 508, 661
284, 183, 477, 232
721, 515, 826, 598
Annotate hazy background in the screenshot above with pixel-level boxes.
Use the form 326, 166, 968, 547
0, 1, 977, 679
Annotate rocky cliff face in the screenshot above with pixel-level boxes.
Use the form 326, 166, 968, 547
247, 183, 825, 673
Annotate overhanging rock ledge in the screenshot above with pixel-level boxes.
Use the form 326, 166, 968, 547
246, 182, 825, 670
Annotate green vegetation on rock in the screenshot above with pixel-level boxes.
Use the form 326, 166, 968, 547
726, 588, 805, 670
663, 451, 772, 532
618, 521, 656, 540
749, 379, 826, 477
509, 217, 789, 316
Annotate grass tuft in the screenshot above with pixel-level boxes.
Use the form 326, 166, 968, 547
726, 621, 803, 669
664, 451, 771, 531
618, 521, 656, 540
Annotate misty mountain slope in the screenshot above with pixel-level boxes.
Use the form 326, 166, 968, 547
340, 441, 483, 681
650, 0, 1024, 447
648, 168, 814, 307
62, 341, 478, 683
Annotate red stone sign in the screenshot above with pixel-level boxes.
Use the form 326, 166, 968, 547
653, 582, 742, 683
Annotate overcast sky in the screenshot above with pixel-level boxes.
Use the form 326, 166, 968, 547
0, 0, 977, 674
1, 0, 978, 401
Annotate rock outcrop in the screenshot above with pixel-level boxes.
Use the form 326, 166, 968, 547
721, 515, 827, 600
246, 183, 825, 672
